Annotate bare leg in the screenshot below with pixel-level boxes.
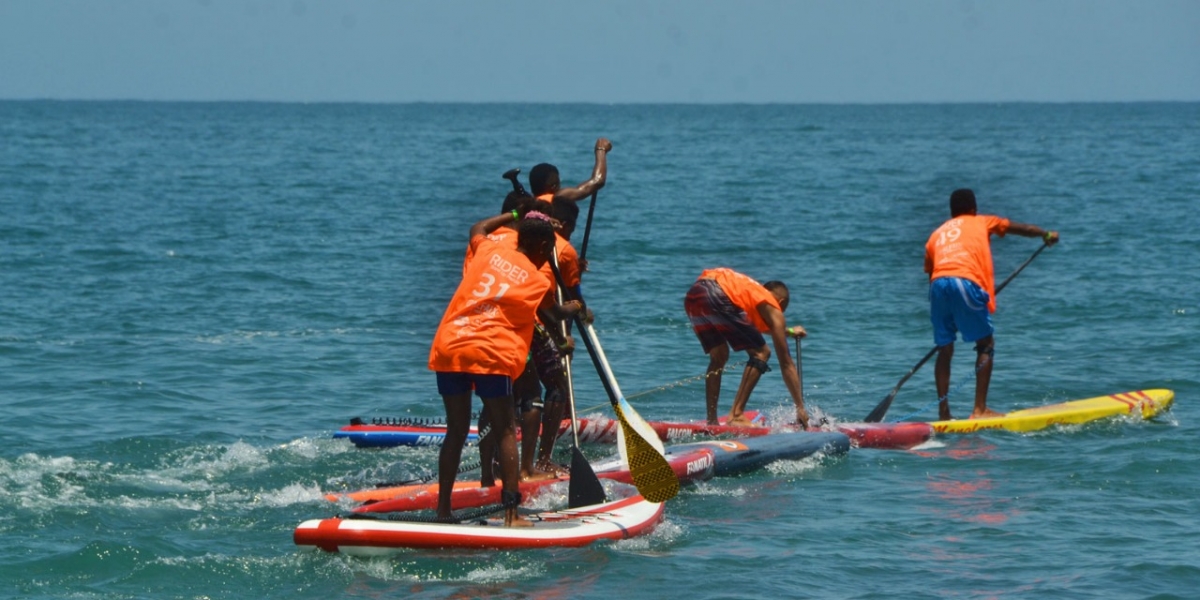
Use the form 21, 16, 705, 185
520, 406, 555, 481
481, 394, 531, 527
704, 344, 730, 425
728, 346, 770, 425
971, 336, 1003, 418
537, 392, 567, 469
437, 392, 473, 520
935, 343, 954, 420
512, 364, 552, 481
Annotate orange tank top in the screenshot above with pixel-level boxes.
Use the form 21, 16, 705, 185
430, 234, 551, 379
698, 268, 781, 332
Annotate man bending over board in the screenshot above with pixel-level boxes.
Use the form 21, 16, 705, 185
925, 188, 1058, 420
684, 268, 808, 427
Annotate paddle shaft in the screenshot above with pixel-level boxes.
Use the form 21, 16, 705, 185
579, 190, 598, 262
550, 247, 583, 448
863, 242, 1050, 422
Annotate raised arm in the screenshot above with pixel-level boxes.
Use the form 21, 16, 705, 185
553, 138, 612, 203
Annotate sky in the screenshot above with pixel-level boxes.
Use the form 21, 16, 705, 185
1, 0, 1197, 103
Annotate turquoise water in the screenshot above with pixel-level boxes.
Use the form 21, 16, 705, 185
1, 102, 1197, 599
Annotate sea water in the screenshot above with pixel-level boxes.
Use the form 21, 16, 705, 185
1, 101, 1197, 599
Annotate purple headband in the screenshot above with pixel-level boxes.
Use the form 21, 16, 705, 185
524, 211, 552, 223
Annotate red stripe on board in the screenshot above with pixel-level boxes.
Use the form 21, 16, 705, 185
315, 518, 343, 553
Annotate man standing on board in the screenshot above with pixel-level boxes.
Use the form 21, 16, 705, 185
430, 208, 581, 525
684, 268, 808, 427
925, 188, 1059, 420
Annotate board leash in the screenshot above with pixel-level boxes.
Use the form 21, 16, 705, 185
891, 352, 993, 422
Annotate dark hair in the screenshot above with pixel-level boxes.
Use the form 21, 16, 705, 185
529, 163, 559, 196
764, 280, 790, 309
531, 199, 554, 216
950, 188, 977, 217
501, 190, 534, 215
551, 198, 580, 227
516, 218, 556, 253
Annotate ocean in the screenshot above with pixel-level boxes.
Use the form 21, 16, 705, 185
1, 101, 1197, 599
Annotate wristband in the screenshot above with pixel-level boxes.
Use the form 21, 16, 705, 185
1043, 231, 1055, 242
786, 327, 796, 336
511, 210, 520, 221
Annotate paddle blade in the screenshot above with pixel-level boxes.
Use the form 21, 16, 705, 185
617, 396, 665, 453
567, 446, 606, 508
614, 404, 679, 503
863, 393, 896, 423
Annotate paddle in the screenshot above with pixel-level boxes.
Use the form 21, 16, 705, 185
579, 190, 598, 262
863, 242, 1050, 423
550, 248, 606, 508
547, 261, 679, 503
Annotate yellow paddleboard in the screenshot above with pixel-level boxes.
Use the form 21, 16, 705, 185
930, 389, 1174, 434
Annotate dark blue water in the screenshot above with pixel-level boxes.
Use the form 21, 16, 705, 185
1, 101, 1197, 599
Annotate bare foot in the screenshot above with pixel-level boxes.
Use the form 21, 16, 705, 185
970, 408, 1006, 419
535, 460, 570, 477
727, 414, 754, 427
504, 508, 533, 527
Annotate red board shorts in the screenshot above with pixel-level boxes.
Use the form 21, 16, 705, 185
684, 278, 766, 353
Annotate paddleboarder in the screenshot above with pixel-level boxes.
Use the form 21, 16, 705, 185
528, 137, 612, 207
925, 188, 1059, 420
683, 268, 809, 427
430, 208, 582, 526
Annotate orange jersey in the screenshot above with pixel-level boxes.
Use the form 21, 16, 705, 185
924, 214, 1010, 313
431, 234, 552, 379
462, 228, 517, 276
554, 233, 581, 289
698, 268, 781, 332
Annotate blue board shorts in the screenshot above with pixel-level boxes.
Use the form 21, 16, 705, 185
929, 277, 993, 346
435, 372, 513, 399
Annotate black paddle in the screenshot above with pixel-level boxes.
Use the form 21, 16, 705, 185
579, 190, 598, 262
863, 242, 1051, 423
502, 168, 528, 196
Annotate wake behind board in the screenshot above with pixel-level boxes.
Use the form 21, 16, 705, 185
333, 411, 765, 448
929, 389, 1174, 434
295, 494, 662, 554
330, 431, 851, 513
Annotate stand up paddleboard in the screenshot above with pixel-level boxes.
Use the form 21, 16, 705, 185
295, 494, 663, 554
334, 411, 927, 450
329, 431, 851, 513
929, 389, 1174, 434
333, 411, 764, 448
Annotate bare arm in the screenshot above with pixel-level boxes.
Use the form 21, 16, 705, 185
1007, 221, 1060, 246
468, 211, 520, 239
759, 303, 808, 420
553, 138, 612, 203
537, 301, 584, 353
